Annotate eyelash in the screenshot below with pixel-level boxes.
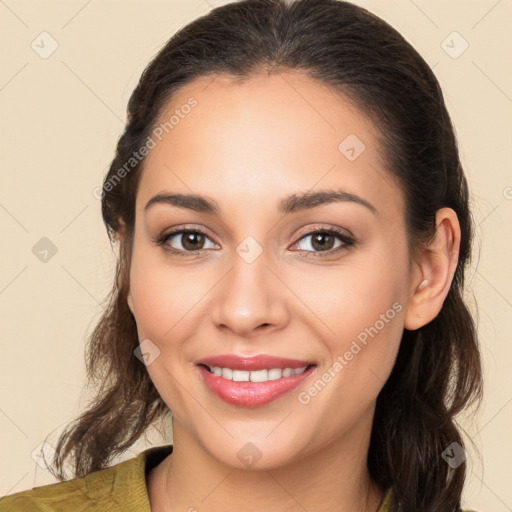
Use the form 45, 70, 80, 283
153, 225, 355, 258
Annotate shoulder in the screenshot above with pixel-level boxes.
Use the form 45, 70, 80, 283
0, 445, 172, 512
0, 461, 127, 512
0, 475, 99, 512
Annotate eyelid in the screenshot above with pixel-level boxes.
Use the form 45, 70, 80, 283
293, 223, 355, 240
156, 224, 217, 242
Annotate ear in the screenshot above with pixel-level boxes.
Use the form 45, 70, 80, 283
404, 207, 461, 330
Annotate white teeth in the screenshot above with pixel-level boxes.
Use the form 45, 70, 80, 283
232, 370, 250, 382
268, 368, 282, 380
249, 369, 268, 382
221, 367, 233, 380
206, 365, 309, 382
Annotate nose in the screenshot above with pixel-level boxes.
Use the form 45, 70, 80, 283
210, 250, 290, 339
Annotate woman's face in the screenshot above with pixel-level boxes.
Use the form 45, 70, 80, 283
127, 71, 415, 469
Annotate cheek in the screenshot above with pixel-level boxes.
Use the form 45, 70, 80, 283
128, 241, 211, 342
294, 240, 408, 406
128, 245, 205, 414
293, 243, 408, 347
296, 275, 405, 436
313, 275, 404, 395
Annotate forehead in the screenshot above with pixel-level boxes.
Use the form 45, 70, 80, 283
136, 71, 402, 220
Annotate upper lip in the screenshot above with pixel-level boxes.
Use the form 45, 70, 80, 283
196, 354, 316, 371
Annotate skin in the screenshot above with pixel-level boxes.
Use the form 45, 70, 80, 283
121, 71, 461, 511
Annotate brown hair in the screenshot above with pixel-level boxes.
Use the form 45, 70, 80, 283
49, 1, 483, 510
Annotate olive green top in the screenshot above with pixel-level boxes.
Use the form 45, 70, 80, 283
0, 445, 171, 512
0, 443, 449, 512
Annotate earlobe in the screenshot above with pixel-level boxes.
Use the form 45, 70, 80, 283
404, 208, 461, 330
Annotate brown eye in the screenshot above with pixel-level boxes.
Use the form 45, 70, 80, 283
180, 231, 206, 251
156, 228, 219, 255
303, 232, 337, 252
291, 228, 355, 257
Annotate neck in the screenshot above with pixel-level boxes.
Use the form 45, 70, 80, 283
148, 415, 383, 512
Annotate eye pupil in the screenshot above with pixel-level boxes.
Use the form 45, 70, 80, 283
182, 232, 205, 250
312, 233, 334, 251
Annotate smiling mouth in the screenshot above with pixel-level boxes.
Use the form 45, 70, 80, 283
199, 363, 316, 382
197, 362, 318, 407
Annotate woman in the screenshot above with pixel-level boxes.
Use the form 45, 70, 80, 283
0, 0, 483, 511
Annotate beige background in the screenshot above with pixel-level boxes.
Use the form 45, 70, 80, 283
0, 0, 511, 510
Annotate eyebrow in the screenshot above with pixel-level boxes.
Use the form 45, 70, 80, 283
144, 188, 377, 215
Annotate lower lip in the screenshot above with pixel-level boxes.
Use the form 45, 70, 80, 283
197, 365, 316, 408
